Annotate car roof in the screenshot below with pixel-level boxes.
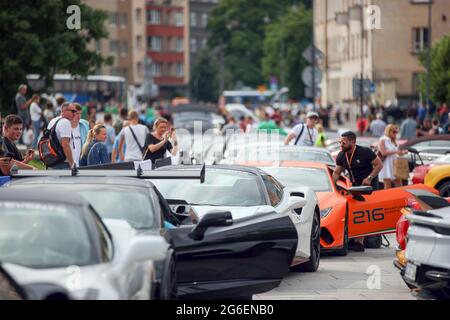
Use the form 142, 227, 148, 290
405, 134, 450, 146
0, 188, 87, 206
8, 176, 155, 189
239, 161, 330, 170
156, 164, 267, 176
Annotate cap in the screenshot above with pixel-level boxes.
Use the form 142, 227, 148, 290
307, 111, 319, 119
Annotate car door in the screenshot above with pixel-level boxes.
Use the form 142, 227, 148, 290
346, 185, 436, 238
164, 210, 298, 300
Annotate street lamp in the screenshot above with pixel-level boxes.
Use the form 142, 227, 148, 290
426, 0, 432, 114
349, 4, 365, 119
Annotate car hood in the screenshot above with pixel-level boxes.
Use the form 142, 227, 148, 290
192, 205, 275, 220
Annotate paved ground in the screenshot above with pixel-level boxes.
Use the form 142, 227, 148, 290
255, 235, 414, 300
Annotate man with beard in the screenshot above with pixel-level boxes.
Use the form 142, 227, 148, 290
332, 131, 383, 252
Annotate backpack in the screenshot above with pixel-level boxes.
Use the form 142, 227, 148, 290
38, 119, 66, 167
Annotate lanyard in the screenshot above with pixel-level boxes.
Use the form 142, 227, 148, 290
345, 146, 357, 184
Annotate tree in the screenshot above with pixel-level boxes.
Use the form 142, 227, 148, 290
262, 6, 312, 100
420, 35, 450, 105
190, 49, 220, 102
0, 0, 112, 114
208, 0, 297, 89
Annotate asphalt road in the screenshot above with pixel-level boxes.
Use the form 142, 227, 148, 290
255, 234, 414, 300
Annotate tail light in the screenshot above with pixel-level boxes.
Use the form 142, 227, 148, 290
411, 165, 431, 185
406, 198, 422, 211
396, 208, 411, 250
446, 198, 450, 204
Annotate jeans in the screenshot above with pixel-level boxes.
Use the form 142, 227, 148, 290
32, 120, 41, 149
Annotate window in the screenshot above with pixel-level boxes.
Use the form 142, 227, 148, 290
191, 38, 197, 53
151, 63, 162, 76
148, 10, 161, 24
136, 8, 142, 24
176, 38, 184, 52
120, 13, 128, 28
190, 12, 197, 27
201, 13, 208, 28
174, 12, 184, 26
110, 40, 119, 55
176, 63, 184, 77
413, 27, 429, 53
201, 38, 208, 49
92, 212, 113, 262
136, 35, 143, 50
121, 41, 128, 57
429, 140, 450, 148
149, 36, 162, 51
137, 61, 144, 77
262, 175, 283, 207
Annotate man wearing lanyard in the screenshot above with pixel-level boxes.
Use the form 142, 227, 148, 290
332, 131, 383, 252
284, 112, 319, 147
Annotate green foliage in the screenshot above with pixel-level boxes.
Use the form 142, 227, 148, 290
420, 35, 450, 105
262, 6, 312, 99
190, 48, 220, 102
0, 0, 112, 114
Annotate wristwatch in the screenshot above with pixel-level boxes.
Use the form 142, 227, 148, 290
367, 175, 373, 182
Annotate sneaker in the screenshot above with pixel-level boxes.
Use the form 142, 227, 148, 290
348, 241, 365, 252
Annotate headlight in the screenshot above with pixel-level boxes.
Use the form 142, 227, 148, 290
320, 207, 332, 218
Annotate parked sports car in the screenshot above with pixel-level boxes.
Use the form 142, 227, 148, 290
411, 154, 450, 185
153, 165, 320, 273
424, 164, 450, 197
8, 169, 299, 300
403, 205, 450, 299
0, 189, 168, 300
240, 160, 440, 255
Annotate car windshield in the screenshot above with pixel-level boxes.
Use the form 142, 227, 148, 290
173, 112, 214, 133
0, 201, 93, 269
262, 167, 333, 192
152, 169, 265, 206
236, 147, 334, 164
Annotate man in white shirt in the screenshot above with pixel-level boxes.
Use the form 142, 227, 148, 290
119, 110, 149, 162
284, 112, 319, 147
29, 94, 42, 148
47, 102, 77, 168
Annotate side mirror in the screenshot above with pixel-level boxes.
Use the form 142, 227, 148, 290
124, 236, 169, 267
287, 196, 307, 211
407, 147, 419, 154
189, 211, 233, 241
347, 186, 373, 201
0, 264, 27, 300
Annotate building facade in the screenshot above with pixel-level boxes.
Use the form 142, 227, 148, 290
314, 0, 450, 107
83, 0, 147, 86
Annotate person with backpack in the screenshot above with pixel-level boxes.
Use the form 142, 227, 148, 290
44, 102, 77, 169
284, 112, 319, 147
79, 124, 110, 167
118, 110, 149, 162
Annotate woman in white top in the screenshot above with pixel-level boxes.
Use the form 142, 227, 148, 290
378, 124, 407, 189
29, 94, 42, 149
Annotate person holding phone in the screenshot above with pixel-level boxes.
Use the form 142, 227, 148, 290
0, 157, 13, 176
1, 115, 34, 170
143, 117, 178, 165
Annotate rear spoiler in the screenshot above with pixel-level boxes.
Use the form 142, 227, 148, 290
10, 163, 206, 183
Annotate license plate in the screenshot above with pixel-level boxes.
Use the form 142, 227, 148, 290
404, 262, 417, 282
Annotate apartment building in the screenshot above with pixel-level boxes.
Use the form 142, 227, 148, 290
83, 0, 147, 86
314, 0, 450, 106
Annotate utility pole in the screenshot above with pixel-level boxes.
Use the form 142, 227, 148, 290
311, 0, 316, 111
360, 3, 364, 119
219, 43, 225, 93
426, 0, 432, 114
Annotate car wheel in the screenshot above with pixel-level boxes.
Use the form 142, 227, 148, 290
438, 180, 450, 198
291, 210, 320, 272
159, 250, 177, 300
334, 215, 348, 256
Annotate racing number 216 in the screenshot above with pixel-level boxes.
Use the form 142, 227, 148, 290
352, 208, 384, 224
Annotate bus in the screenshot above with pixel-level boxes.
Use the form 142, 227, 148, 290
26, 74, 127, 105
222, 87, 289, 109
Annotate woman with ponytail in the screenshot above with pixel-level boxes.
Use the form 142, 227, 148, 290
79, 124, 110, 166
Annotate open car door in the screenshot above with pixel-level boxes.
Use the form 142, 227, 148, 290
346, 184, 439, 238
164, 211, 298, 300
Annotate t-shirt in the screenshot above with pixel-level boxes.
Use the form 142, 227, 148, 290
71, 125, 82, 167
15, 93, 28, 121
123, 124, 149, 161
103, 124, 116, 155
336, 145, 377, 186
30, 102, 42, 122
144, 134, 173, 164
3, 137, 23, 162
291, 124, 318, 147
47, 117, 73, 163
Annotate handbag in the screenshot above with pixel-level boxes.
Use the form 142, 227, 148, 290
376, 150, 386, 162
393, 158, 410, 180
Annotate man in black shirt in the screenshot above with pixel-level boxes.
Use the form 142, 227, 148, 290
332, 131, 383, 252
2, 115, 35, 170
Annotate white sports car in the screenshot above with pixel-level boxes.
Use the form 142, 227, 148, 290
153, 165, 320, 272
404, 205, 450, 299
0, 189, 168, 300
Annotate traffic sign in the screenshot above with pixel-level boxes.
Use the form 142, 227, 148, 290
353, 79, 375, 98
305, 86, 321, 99
302, 45, 324, 65
302, 66, 323, 87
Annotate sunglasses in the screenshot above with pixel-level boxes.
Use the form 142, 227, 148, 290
67, 109, 77, 113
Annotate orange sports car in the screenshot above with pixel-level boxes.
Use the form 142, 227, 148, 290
240, 160, 438, 255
